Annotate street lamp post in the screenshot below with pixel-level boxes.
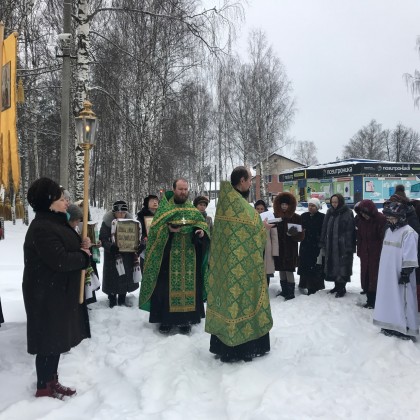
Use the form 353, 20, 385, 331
75, 100, 98, 303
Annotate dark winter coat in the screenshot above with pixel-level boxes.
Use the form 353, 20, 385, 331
272, 192, 305, 271
137, 207, 155, 240
319, 203, 355, 282
298, 211, 325, 277
100, 210, 140, 295
22, 211, 91, 355
354, 200, 387, 292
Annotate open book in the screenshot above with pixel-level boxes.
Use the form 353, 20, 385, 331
259, 210, 282, 224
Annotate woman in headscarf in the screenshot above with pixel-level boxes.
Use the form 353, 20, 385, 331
319, 193, 355, 298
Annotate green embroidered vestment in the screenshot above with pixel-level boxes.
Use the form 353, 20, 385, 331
205, 182, 273, 346
139, 191, 209, 313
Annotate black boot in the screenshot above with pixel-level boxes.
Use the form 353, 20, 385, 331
276, 280, 288, 297
285, 282, 295, 300
159, 324, 172, 334
109, 294, 117, 308
328, 282, 339, 294
363, 292, 376, 309
335, 284, 346, 298
178, 324, 192, 334
307, 288, 317, 295
118, 294, 132, 307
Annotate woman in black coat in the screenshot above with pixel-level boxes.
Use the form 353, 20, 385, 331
319, 193, 355, 298
23, 178, 91, 399
298, 198, 325, 295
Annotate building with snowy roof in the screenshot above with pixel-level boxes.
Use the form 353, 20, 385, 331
278, 158, 420, 206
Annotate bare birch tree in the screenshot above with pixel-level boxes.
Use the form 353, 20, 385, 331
222, 30, 295, 199
294, 141, 318, 166
343, 120, 388, 160
385, 123, 420, 162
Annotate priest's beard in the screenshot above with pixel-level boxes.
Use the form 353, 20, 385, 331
174, 195, 188, 204
240, 188, 250, 199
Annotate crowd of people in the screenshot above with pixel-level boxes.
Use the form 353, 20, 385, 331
17, 173, 420, 399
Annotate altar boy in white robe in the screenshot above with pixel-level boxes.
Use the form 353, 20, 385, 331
373, 200, 419, 341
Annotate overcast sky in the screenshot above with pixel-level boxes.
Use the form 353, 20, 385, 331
237, 0, 420, 163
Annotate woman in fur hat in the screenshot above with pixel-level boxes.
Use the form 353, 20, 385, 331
100, 200, 140, 307
297, 198, 325, 295
319, 193, 355, 298
272, 192, 304, 300
194, 195, 213, 234
23, 177, 91, 398
354, 199, 387, 308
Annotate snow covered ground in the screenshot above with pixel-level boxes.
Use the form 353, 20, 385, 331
1, 203, 420, 420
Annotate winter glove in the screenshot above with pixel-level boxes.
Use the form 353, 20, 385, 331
138, 240, 146, 254
399, 267, 414, 285
287, 226, 299, 236
110, 243, 119, 255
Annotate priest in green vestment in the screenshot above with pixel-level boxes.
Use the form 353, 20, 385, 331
205, 167, 273, 362
139, 178, 210, 334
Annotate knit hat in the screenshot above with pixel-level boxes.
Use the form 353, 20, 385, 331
67, 204, 83, 221
143, 194, 159, 208
27, 177, 63, 212
394, 184, 406, 196
308, 198, 321, 210
113, 200, 128, 212
193, 196, 209, 207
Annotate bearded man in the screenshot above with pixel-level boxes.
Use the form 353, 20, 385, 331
205, 167, 273, 362
139, 178, 210, 334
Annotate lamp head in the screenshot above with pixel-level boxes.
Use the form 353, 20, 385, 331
75, 100, 98, 147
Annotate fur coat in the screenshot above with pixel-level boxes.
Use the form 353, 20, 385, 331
319, 203, 355, 281
272, 192, 304, 272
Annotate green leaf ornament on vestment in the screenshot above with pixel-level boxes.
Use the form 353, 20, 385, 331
139, 191, 210, 312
